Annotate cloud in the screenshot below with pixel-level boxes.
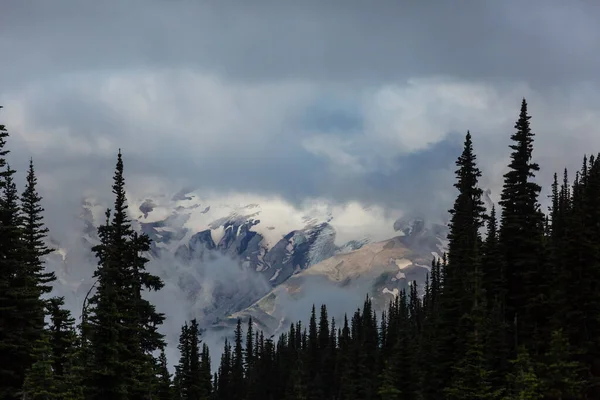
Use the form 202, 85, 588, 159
2, 1, 600, 88
2, 0, 600, 216
3, 72, 600, 224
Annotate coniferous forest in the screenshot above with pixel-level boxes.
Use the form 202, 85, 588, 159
1, 98, 600, 399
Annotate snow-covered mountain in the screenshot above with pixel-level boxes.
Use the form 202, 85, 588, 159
44, 187, 448, 369
46, 188, 407, 325
210, 217, 449, 337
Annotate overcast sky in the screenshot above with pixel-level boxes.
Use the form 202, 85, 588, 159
2, 0, 600, 225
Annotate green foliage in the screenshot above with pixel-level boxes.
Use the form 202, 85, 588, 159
21, 335, 60, 400
505, 347, 543, 400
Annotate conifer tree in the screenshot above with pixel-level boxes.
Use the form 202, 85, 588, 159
498, 99, 546, 353
187, 318, 203, 400
156, 349, 172, 400
21, 158, 56, 315
20, 334, 60, 400
538, 329, 585, 399
438, 131, 487, 390
0, 108, 21, 399
217, 339, 232, 400
199, 343, 212, 399
231, 319, 245, 396
0, 158, 28, 399
85, 150, 165, 399
505, 347, 543, 400
174, 322, 191, 399
46, 296, 82, 397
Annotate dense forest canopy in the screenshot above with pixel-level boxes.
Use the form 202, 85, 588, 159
1, 99, 600, 399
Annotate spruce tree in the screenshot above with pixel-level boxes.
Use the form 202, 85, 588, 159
21, 157, 56, 314
505, 347, 543, 400
156, 349, 172, 400
174, 322, 191, 399
438, 131, 487, 390
46, 296, 81, 396
498, 99, 546, 353
231, 319, 245, 396
0, 159, 28, 399
200, 343, 212, 399
85, 150, 165, 399
538, 329, 585, 399
20, 334, 60, 400
217, 339, 232, 400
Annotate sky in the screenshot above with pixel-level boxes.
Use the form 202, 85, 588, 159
2, 0, 600, 227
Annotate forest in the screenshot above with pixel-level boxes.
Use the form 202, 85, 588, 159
1, 98, 599, 399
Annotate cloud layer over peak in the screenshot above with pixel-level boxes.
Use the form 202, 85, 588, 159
1, 0, 600, 227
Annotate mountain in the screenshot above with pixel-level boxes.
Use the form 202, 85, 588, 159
45, 189, 406, 328
211, 217, 448, 336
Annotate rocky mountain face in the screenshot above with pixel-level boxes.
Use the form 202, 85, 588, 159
45, 188, 448, 367
212, 217, 448, 336
48, 190, 406, 327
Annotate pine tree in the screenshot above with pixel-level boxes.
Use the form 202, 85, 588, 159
505, 347, 543, 400
0, 160, 29, 398
230, 319, 245, 396
498, 99, 546, 354
174, 322, 191, 399
156, 349, 172, 400
217, 339, 232, 400
20, 334, 60, 400
85, 150, 165, 399
538, 329, 585, 400
438, 131, 487, 391
446, 237, 503, 400
20, 157, 56, 320
46, 296, 81, 396
188, 319, 203, 400
200, 343, 212, 399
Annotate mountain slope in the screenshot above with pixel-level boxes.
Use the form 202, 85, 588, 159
47, 189, 404, 329
212, 218, 448, 336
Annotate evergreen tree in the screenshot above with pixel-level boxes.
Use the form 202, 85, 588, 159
498, 99, 546, 353
538, 329, 585, 400
85, 150, 165, 399
21, 157, 56, 318
505, 347, 543, 400
231, 319, 245, 396
0, 159, 28, 398
200, 344, 212, 399
156, 349, 172, 400
20, 334, 60, 400
438, 131, 487, 391
217, 340, 232, 400
174, 322, 191, 399
46, 296, 82, 396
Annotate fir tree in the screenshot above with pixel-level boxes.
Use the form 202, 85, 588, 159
498, 99, 546, 353
438, 131, 487, 391
231, 319, 245, 397
20, 158, 56, 316
0, 157, 29, 398
20, 334, 59, 400
200, 344, 212, 399
505, 347, 543, 400
538, 329, 585, 400
46, 296, 80, 393
85, 150, 165, 399
156, 349, 172, 400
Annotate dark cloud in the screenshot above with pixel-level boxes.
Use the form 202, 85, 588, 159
2, 0, 599, 89
1, 0, 599, 224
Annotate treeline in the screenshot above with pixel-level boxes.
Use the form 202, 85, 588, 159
1, 98, 599, 399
